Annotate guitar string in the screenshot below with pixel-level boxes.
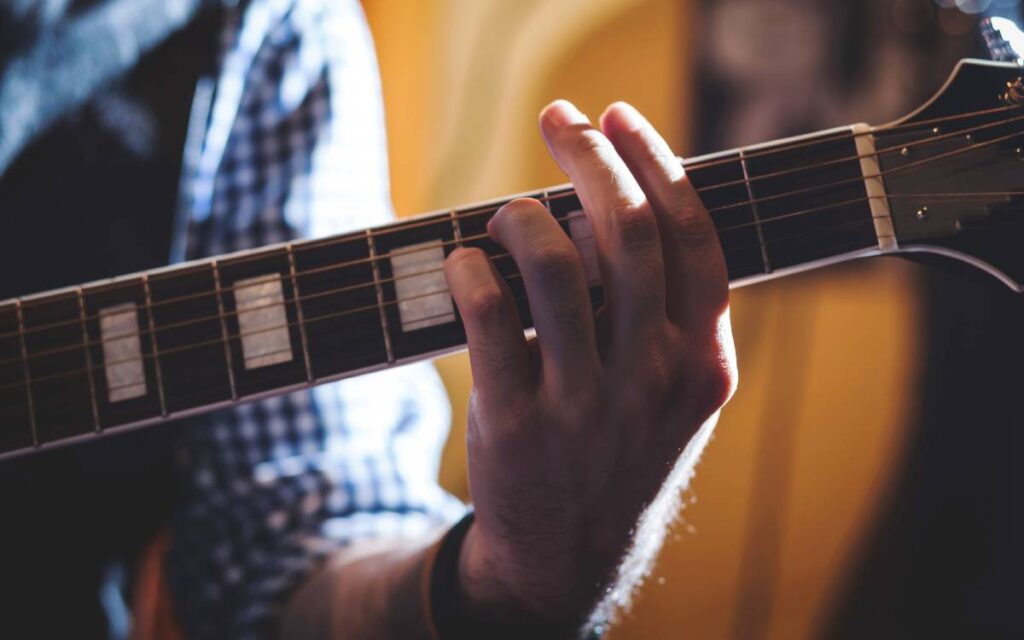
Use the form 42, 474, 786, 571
5, 179, 1023, 369
672, 102, 1022, 172
5, 101, 1018, 328
0, 215, 896, 394
6, 105, 1022, 343
703, 124, 1024, 217
0, 205, 878, 368
118, 106, 1024, 276
3, 180, 1022, 391
0, 200, 998, 400
3, 116, 1022, 365
693, 110, 1024, 198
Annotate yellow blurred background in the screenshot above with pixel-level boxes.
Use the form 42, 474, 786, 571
363, 1, 924, 637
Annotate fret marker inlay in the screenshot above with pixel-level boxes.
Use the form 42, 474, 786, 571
391, 241, 455, 331
99, 303, 147, 402
234, 274, 293, 369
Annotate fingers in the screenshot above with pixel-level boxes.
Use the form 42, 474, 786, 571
599, 101, 729, 333
488, 198, 599, 386
445, 247, 532, 405
538, 100, 667, 333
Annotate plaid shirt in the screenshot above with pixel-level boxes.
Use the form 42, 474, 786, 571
166, 0, 465, 636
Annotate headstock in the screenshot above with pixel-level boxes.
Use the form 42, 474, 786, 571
876, 59, 1024, 292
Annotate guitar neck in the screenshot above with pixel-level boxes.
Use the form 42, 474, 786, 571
0, 123, 894, 459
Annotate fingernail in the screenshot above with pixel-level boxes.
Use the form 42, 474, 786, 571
544, 100, 589, 128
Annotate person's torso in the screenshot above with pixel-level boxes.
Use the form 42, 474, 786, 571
0, 6, 220, 635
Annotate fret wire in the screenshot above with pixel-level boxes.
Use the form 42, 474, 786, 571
142, 274, 168, 416
15, 300, 39, 447
0, 212, 892, 393
738, 150, 772, 274
7, 105, 1024, 344
367, 230, 395, 364
210, 261, 238, 400
286, 243, 316, 382
450, 209, 463, 245
76, 288, 102, 432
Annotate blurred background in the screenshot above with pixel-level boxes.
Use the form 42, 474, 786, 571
363, 1, 1021, 638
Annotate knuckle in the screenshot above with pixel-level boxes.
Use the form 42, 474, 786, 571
566, 127, 609, 158
693, 357, 738, 415
527, 242, 583, 284
464, 284, 506, 324
610, 203, 659, 249
670, 202, 717, 247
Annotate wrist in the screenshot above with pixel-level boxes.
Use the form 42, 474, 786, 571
455, 521, 590, 638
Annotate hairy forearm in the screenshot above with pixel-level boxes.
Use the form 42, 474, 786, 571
280, 532, 444, 640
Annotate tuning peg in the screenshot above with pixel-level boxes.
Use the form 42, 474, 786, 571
981, 17, 1024, 64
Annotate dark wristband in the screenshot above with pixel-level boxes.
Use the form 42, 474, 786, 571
429, 510, 476, 640
428, 510, 606, 639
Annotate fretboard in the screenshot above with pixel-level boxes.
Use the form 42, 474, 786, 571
0, 124, 891, 459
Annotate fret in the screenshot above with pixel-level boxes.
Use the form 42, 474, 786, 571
738, 150, 772, 273
286, 243, 315, 381
142, 275, 168, 415
76, 288, 101, 432
147, 264, 233, 412
291, 232, 389, 378
742, 130, 877, 269
685, 153, 767, 282
0, 303, 35, 453
217, 250, 309, 397
82, 278, 163, 429
19, 293, 96, 443
372, 214, 464, 360
450, 209, 462, 244
210, 261, 239, 400
367, 230, 396, 364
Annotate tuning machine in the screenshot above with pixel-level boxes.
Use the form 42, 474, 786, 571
982, 17, 1024, 104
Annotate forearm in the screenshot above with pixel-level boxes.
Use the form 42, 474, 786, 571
281, 532, 444, 640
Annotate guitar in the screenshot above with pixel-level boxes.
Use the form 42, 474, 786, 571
1, 58, 1022, 461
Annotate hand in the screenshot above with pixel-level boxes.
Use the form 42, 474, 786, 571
443, 100, 738, 635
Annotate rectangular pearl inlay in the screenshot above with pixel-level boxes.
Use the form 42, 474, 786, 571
99, 303, 147, 402
234, 274, 293, 369
391, 240, 455, 331
568, 212, 601, 285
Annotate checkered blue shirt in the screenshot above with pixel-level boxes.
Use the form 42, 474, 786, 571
166, 1, 465, 636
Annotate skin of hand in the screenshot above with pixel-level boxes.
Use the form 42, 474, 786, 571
280, 100, 736, 640
444, 100, 738, 635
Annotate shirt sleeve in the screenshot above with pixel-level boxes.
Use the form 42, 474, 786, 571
165, 1, 466, 637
